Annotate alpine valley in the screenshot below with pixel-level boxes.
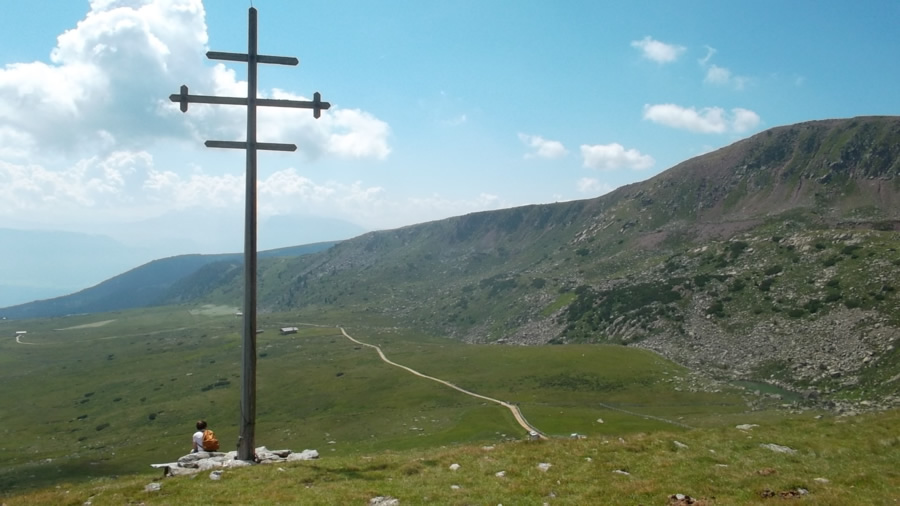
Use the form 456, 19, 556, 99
6, 116, 900, 409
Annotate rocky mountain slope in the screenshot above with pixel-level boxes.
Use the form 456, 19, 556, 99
212, 116, 896, 404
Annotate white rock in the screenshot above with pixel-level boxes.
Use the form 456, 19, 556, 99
451, 484, 460, 490
368, 496, 399, 506
209, 470, 223, 480
287, 449, 319, 461
449, 463, 460, 471
537, 462, 552, 472
596, 418, 604, 424
736, 424, 759, 431
495, 470, 506, 477
144, 482, 161, 492
760, 443, 798, 454
612, 469, 630, 476
814, 477, 830, 484
673, 441, 689, 449
197, 459, 224, 471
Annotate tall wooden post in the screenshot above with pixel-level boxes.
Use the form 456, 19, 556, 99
169, 7, 330, 461
241, 6, 260, 463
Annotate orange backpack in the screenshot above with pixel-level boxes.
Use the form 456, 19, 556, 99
202, 429, 220, 451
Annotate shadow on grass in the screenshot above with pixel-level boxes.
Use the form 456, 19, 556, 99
0, 457, 130, 497
302, 461, 397, 483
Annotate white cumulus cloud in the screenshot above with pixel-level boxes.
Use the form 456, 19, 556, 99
643, 103, 761, 134
631, 36, 685, 63
518, 133, 568, 159
580, 143, 654, 171
0, 0, 390, 161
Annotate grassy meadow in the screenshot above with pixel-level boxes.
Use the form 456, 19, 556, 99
0, 306, 744, 493
5, 410, 900, 504
4, 304, 887, 503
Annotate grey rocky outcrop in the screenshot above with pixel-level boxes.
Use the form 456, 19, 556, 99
158, 446, 319, 477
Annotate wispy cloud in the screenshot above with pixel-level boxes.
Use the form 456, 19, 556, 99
704, 64, 749, 90
518, 133, 568, 159
580, 143, 654, 170
576, 178, 614, 195
699, 45, 717, 66
643, 103, 761, 134
631, 36, 686, 64
698, 46, 750, 90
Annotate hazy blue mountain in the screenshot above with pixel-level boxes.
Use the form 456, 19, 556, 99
0, 229, 152, 307
0, 242, 337, 319
0, 212, 366, 308
100, 210, 368, 255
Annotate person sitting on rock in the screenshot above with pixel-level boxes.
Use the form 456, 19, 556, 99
192, 420, 209, 453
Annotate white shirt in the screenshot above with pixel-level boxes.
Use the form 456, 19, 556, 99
192, 430, 204, 451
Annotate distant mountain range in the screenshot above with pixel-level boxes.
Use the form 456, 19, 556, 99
0, 242, 336, 319
0, 229, 150, 308
0, 212, 365, 308
4, 116, 900, 402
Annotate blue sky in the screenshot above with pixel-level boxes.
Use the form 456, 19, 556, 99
1, 0, 899, 257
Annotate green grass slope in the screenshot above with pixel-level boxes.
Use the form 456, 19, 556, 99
1, 305, 751, 495
6, 410, 899, 504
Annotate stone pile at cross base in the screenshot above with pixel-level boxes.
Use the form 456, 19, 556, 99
160, 447, 319, 477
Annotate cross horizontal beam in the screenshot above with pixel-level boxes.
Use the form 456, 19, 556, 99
169, 86, 330, 117
207, 50, 298, 66
205, 140, 297, 151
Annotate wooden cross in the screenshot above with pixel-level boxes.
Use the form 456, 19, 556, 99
169, 7, 330, 461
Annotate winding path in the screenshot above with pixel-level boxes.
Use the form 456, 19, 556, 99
339, 327, 547, 439
15, 334, 38, 345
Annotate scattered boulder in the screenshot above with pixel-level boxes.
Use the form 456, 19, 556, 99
144, 482, 161, 492
760, 488, 809, 498
286, 449, 320, 462
369, 496, 399, 506
668, 493, 709, 505
673, 441, 689, 449
759, 443, 798, 454
735, 424, 759, 431
537, 462, 552, 472
449, 463, 460, 471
